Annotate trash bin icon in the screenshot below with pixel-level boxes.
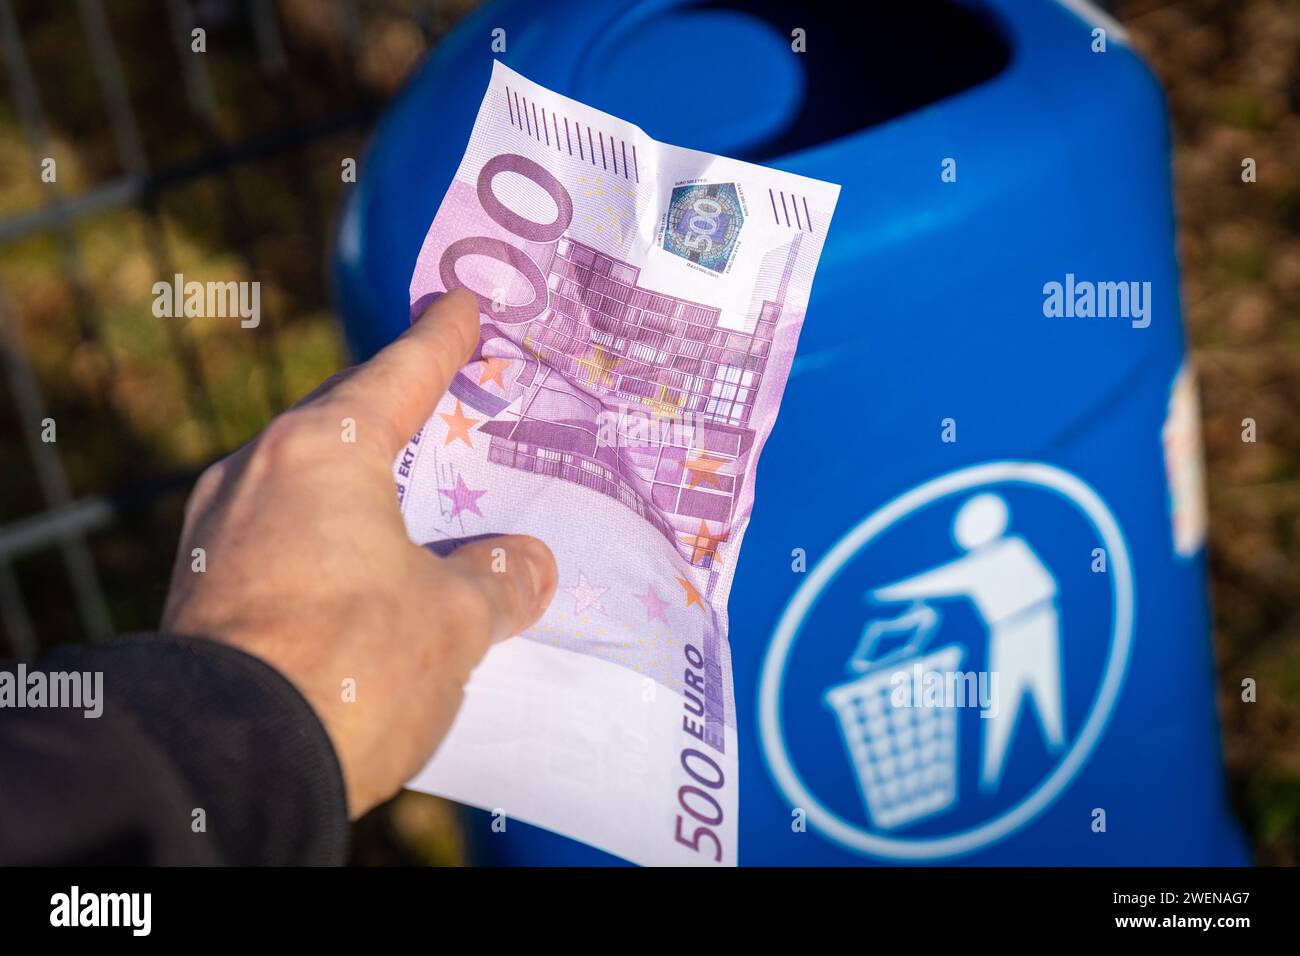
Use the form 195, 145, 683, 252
825, 604, 964, 830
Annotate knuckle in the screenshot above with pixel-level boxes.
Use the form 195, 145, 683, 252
436, 318, 478, 379
250, 411, 324, 471
409, 315, 475, 387
461, 541, 526, 622
439, 578, 495, 650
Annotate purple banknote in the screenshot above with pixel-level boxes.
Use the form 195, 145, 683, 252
398, 62, 839, 865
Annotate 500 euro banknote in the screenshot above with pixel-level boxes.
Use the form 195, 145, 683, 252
398, 62, 839, 865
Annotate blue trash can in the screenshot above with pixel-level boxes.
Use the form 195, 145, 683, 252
333, 0, 1249, 865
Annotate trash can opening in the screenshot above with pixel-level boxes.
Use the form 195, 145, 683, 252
574, 0, 1012, 163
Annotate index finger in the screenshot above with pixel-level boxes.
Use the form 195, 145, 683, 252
327, 288, 481, 457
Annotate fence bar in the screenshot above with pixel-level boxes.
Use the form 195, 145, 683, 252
77, 0, 149, 174
0, 497, 116, 563
164, 0, 288, 414
0, 109, 372, 249
0, 292, 114, 641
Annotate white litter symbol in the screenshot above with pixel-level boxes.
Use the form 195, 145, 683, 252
825, 603, 964, 830
760, 461, 1135, 860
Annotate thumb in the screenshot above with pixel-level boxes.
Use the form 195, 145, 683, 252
440, 534, 558, 643
328, 288, 481, 459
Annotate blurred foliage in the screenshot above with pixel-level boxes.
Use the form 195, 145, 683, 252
1115, 0, 1300, 864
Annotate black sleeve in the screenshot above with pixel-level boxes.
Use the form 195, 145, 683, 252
0, 635, 348, 866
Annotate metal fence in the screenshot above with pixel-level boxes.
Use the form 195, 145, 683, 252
0, 0, 463, 658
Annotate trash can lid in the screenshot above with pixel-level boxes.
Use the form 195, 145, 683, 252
571, 6, 803, 158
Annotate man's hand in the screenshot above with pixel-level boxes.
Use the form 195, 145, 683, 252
161, 289, 557, 818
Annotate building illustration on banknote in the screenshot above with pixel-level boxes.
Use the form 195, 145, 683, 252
449, 232, 796, 572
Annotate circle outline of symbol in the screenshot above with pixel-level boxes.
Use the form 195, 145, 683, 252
757, 461, 1135, 861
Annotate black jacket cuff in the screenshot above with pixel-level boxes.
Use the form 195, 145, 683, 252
1, 634, 348, 865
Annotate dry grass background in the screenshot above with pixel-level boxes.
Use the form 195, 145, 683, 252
1114, 0, 1300, 864
0, 0, 1294, 864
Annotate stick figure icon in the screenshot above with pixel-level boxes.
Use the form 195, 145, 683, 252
870, 493, 1065, 790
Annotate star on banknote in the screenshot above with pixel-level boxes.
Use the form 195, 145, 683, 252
635, 584, 671, 627
561, 572, 607, 617
439, 473, 485, 518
